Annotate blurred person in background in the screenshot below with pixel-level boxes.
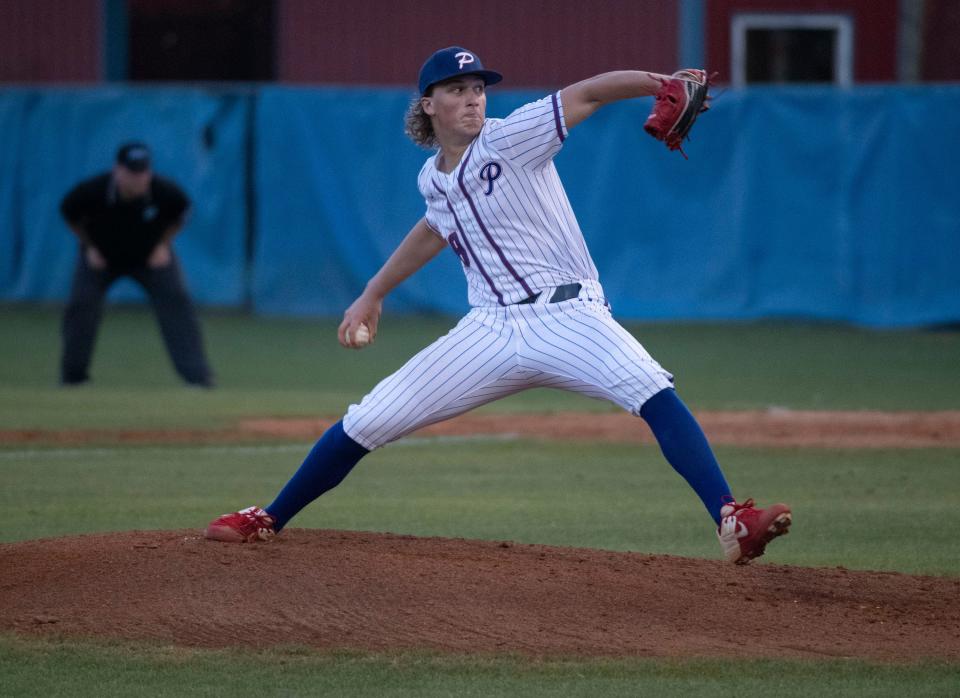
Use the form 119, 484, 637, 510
58, 141, 214, 387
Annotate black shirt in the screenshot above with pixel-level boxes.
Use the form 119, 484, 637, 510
60, 173, 191, 269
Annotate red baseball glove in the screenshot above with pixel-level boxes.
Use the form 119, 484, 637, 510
643, 69, 713, 158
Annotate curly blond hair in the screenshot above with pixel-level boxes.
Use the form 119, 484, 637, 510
404, 95, 437, 149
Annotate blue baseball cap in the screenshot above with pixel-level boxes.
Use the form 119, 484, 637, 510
418, 46, 503, 96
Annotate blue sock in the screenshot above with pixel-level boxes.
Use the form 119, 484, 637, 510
640, 388, 731, 525
265, 420, 369, 531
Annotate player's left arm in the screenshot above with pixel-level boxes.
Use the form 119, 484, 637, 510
338, 218, 446, 348
560, 71, 670, 130
147, 216, 188, 268
148, 180, 191, 268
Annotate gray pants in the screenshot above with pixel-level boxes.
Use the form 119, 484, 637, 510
60, 250, 213, 386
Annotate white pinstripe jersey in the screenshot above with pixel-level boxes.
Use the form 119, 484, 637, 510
342, 90, 675, 449
418, 91, 598, 307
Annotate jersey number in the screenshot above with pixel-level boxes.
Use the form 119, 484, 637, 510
448, 232, 470, 267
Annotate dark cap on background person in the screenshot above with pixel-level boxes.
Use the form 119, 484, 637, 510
115, 142, 152, 172
418, 47, 503, 96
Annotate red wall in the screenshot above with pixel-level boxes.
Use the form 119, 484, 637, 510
0, 0, 101, 82
4, 0, 950, 86
277, 0, 678, 89
706, 0, 899, 82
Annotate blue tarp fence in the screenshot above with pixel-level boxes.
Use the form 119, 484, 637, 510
1, 84, 958, 327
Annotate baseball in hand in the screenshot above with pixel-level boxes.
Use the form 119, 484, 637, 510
350, 323, 371, 348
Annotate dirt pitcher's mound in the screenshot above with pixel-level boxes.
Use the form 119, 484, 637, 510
3, 530, 959, 661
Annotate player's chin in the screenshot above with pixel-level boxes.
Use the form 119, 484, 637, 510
461, 117, 483, 133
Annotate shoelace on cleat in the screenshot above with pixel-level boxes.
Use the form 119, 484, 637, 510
235, 508, 274, 533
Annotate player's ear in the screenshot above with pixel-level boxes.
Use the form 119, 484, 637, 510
421, 96, 436, 116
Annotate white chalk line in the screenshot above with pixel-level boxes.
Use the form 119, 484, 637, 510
0, 433, 521, 461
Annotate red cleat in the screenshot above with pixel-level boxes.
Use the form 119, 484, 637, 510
717, 498, 791, 564
205, 506, 276, 543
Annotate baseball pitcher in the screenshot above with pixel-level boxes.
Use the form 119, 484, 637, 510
207, 47, 791, 564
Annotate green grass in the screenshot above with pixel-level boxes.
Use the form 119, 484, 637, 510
3, 440, 958, 575
2, 305, 958, 430
1, 305, 959, 694
2, 637, 959, 698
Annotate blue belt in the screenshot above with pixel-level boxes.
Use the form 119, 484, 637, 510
515, 282, 582, 305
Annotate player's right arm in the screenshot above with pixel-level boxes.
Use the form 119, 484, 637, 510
338, 217, 446, 348
489, 71, 674, 168
61, 183, 91, 241
60, 177, 108, 269
560, 70, 670, 130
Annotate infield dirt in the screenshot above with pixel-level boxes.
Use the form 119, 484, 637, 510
3, 529, 960, 661
3, 410, 960, 660
4, 410, 960, 447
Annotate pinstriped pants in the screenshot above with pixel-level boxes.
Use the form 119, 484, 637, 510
343, 282, 673, 451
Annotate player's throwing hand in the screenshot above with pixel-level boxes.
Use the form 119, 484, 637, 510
338, 293, 381, 349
